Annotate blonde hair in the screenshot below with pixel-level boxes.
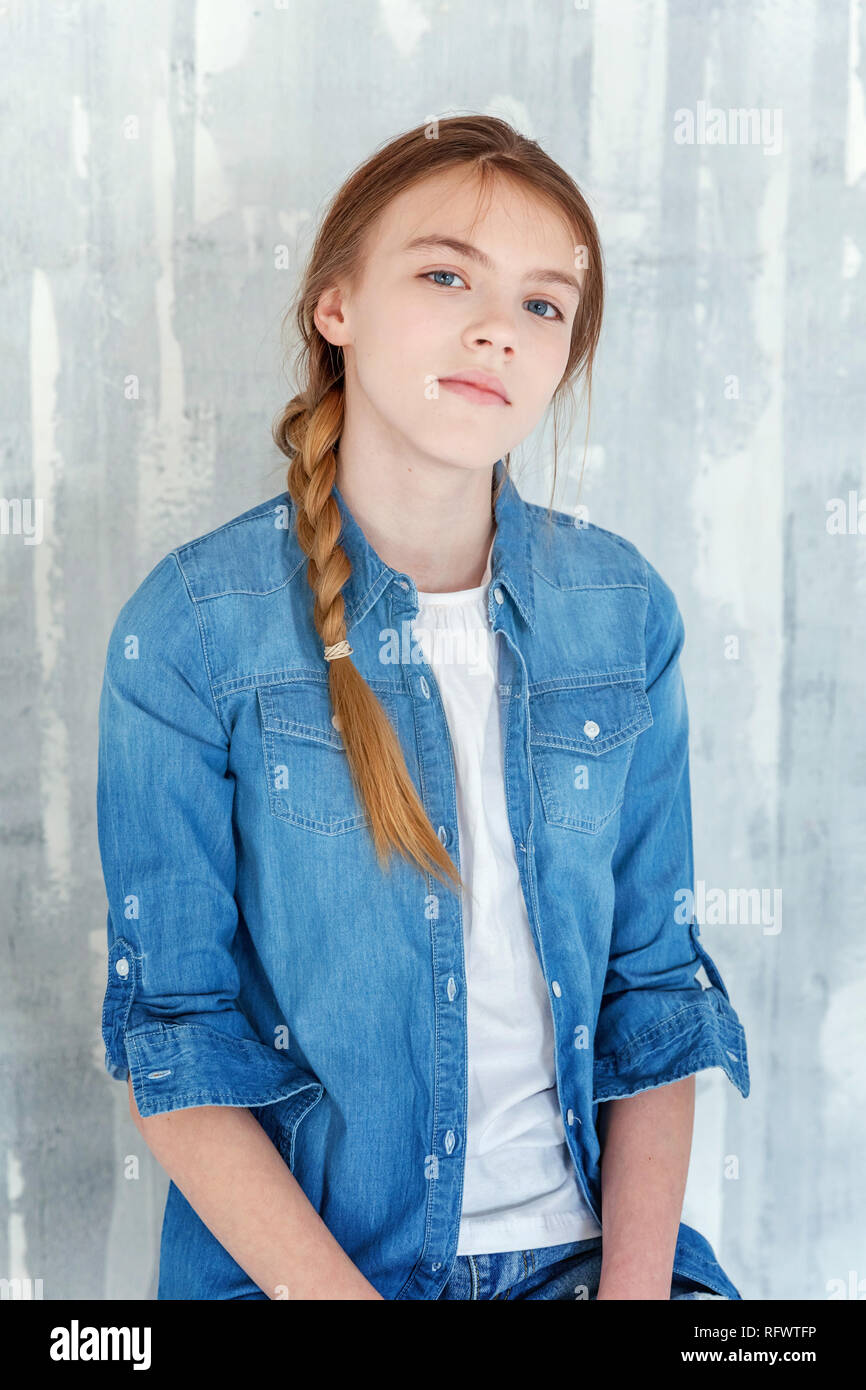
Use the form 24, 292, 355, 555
272, 115, 604, 891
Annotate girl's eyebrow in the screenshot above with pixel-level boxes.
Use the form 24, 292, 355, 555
401, 234, 582, 298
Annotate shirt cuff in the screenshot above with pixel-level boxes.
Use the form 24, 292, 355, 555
592, 987, 750, 1102
102, 936, 323, 1120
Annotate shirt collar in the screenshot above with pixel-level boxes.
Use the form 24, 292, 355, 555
323, 457, 536, 635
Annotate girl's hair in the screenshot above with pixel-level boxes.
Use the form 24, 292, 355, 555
272, 115, 604, 892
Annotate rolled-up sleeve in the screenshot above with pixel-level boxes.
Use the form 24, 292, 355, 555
592, 557, 750, 1103
97, 552, 321, 1120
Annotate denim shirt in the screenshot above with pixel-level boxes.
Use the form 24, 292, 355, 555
97, 458, 750, 1301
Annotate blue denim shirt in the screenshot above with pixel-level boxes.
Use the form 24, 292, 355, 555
97, 458, 750, 1300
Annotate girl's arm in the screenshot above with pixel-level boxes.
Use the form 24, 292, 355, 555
594, 1074, 695, 1300
591, 561, 748, 1299
129, 1079, 384, 1301
98, 560, 380, 1299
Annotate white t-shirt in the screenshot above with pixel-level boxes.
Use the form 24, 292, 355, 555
412, 539, 603, 1256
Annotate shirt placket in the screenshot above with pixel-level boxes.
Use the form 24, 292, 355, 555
489, 585, 603, 1229
389, 580, 471, 1300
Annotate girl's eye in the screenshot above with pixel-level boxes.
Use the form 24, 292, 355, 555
422, 271, 565, 322
423, 269, 468, 289
526, 298, 565, 322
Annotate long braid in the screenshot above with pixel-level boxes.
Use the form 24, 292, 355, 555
281, 390, 464, 892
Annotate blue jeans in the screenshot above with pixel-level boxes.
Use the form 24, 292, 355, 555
436, 1237, 729, 1300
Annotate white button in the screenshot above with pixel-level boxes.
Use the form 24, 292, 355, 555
437, 825, 447, 845
398, 579, 409, 590
431, 1261, 442, 1271
115, 958, 129, 977
444, 1129, 456, 1154
331, 714, 342, 730
447, 976, 457, 1001
493, 586, 504, 604
566, 1108, 575, 1126
551, 980, 562, 997
420, 676, 430, 699
583, 720, 599, 738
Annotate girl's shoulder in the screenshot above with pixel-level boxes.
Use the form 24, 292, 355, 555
113, 488, 297, 621
522, 496, 681, 627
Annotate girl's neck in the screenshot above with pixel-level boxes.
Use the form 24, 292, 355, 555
333, 451, 497, 594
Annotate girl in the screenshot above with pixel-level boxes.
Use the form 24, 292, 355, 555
98, 115, 749, 1301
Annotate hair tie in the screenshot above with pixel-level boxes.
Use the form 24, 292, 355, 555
323, 638, 353, 662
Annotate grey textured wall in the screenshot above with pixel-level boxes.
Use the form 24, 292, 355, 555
2, 0, 864, 1302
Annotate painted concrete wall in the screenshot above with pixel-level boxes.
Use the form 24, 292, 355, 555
2, 0, 863, 1301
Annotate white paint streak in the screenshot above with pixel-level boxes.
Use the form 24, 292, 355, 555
196, 2, 252, 75
820, 977, 866, 1128
193, 5, 237, 231
31, 269, 71, 895
7, 1150, 29, 1281
140, 49, 191, 551
692, 132, 789, 801
194, 121, 233, 226
484, 96, 535, 139
846, 0, 866, 187
379, 0, 431, 59
682, 1071, 728, 1251
842, 234, 861, 278
589, 0, 668, 209
71, 93, 89, 179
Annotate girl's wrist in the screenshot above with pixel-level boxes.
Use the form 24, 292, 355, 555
596, 1275, 672, 1300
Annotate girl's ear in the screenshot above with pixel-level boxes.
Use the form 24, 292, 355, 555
314, 283, 352, 349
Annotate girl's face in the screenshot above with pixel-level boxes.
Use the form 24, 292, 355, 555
316, 167, 586, 473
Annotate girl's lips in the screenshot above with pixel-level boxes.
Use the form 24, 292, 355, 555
439, 379, 509, 406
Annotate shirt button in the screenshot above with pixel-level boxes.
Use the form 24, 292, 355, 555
431, 1261, 442, 1272
331, 713, 342, 730
493, 586, 504, 604
420, 676, 430, 699
551, 980, 562, 997
398, 579, 409, 590
566, 1108, 575, 1126
115, 958, 129, 978
583, 720, 600, 739
444, 1129, 456, 1154
437, 825, 448, 845
447, 976, 457, 1001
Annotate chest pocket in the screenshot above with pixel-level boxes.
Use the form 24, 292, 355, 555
529, 677, 653, 833
257, 678, 399, 835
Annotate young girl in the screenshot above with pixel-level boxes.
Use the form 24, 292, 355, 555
97, 115, 750, 1301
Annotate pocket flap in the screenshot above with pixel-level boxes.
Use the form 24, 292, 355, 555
529, 678, 653, 755
257, 678, 398, 750
258, 679, 345, 749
